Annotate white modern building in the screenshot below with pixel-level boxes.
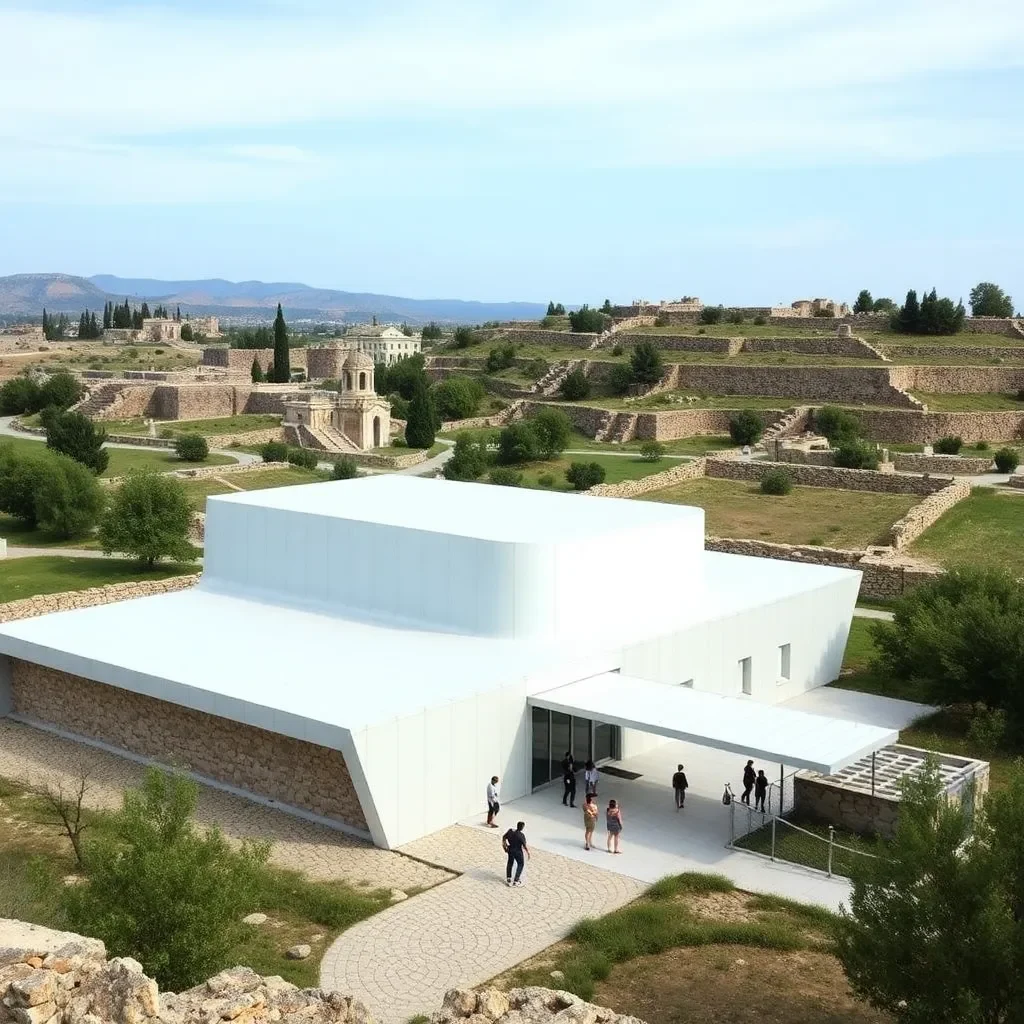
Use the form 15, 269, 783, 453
0, 476, 895, 850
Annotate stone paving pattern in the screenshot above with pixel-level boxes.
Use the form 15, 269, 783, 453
320, 824, 645, 1024
0, 720, 451, 892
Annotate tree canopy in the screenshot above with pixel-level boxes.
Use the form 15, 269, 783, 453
431, 375, 484, 421
99, 471, 197, 567
270, 303, 290, 382
629, 341, 664, 387
852, 289, 874, 313
969, 281, 1015, 318
567, 305, 607, 333
893, 288, 965, 335
404, 374, 436, 449
45, 410, 109, 474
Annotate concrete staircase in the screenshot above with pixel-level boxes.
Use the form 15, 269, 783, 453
532, 359, 587, 397
609, 412, 638, 444
760, 406, 813, 446
588, 315, 658, 350
296, 423, 360, 453
592, 410, 617, 442
71, 381, 134, 418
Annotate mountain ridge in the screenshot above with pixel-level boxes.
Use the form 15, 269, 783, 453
0, 273, 547, 323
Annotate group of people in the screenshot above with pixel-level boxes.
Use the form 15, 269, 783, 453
560, 751, 623, 853
741, 759, 770, 812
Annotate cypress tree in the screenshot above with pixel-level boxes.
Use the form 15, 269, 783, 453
251, 357, 264, 383
103, 302, 111, 329
272, 304, 290, 382
79, 311, 88, 337
42, 308, 49, 339
140, 301, 150, 319
897, 289, 920, 334
404, 375, 436, 449
89, 311, 99, 338
175, 305, 181, 322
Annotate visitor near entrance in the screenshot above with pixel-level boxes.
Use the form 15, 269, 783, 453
561, 751, 577, 807
582, 793, 599, 850
606, 799, 623, 854
672, 763, 689, 809
754, 769, 769, 813
742, 760, 756, 805
486, 775, 500, 827
584, 760, 599, 798
502, 820, 530, 886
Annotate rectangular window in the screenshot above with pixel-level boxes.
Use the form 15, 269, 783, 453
739, 657, 752, 695
778, 643, 791, 682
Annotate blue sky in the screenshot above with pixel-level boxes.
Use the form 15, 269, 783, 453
1, 0, 1023, 306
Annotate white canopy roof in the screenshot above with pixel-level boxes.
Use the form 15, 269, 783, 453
530, 672, 897, 774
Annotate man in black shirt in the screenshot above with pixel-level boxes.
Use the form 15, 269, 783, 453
502, 821, 530, 886
742, 760, 756, 805
561, 751, 577, 808
672, 763, 689, 809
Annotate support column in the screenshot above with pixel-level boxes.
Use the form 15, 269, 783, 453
0, 655, 12, 717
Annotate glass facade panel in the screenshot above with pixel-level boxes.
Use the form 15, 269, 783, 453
550, 712, 571, 781
593, 721, 617, 763
573, 716, 592, 763
531, 706, 550, 789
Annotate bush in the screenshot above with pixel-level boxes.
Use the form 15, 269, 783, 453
391, 436, 408, 447
760, 469, 793, 496
45, 410, 109, 474
568, 305, 607, 333
976, 440, 989, 451
33, 454, 106, 538
485, 343, 516, 373
250, 358, 264, 383
565, 461, 606, 490
99, 471, 195, 566
259, 441, 288, 463
699, 306, 724, 325
331, 457, 359, 480
0, 444, 49, 525
497, 421, 540, 465
404, 375, 437, 448
287, 447, 320, 470
653, 314, 669, 327
489, 467, 523, 487
814, 405, 861, 446
62, 768, 267, 990
611, 343, 623, 357
933, 435, 963, 455
728, 311, 744, 325
432, 375, 485, 421
524, 358, 547, 379
529, 407, 572, 459
629, 341, 664, 387
834, 442, 879, 470
443, 432, 491, 481
175, 433, 209, 462
421, 322, 443, 341
0, 375, 42, 415
560, 367, 590, 401
452, 326, 476, 349
179, 322, 194, 342
994, 447, 1020, 473
728, 409, 764, 446
38, 371, 82, 411
537, 473, 555, 488
639, 440, 665, 462
752, 315, 767, 326
608, 364, 634, 395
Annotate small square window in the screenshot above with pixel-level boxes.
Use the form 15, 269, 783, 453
778, 643, 791, 682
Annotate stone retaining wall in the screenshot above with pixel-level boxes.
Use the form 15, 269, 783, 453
887, 482, 971, 549
881, 344, 1024, 361
773, 447, 836, 466
618, 333, 738, 354
740, 336, 884, 360
705, 457, 950, 494
8, 659, 368, 831
888, 365, 1024, 395
587, 458, 707, 498
204, 426, 285, 447
962, 317, 1023, 337
891, 452, 993, 474
0, 575, 200, 624
173, 460, 289, 480
499, 329, 598, 348
1009, 475, 1024, 489
854, 409, 1024, 443
202, 347, 311, 372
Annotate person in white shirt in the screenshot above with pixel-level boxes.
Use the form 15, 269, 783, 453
486, 776, 500, 828
584, 760, 599, 799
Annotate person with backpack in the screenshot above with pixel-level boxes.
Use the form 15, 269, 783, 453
741, 760, 756, 805
502, 820, 530, 886
754, 769, 769, 813
672, 764, 689, 810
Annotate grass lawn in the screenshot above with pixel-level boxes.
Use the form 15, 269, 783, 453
103, 414, 283, 437
733, 818, 884, 878
910, 392, 1024, 412
0, 775, 390, 989
0, 514, 102, 551
864, 331, 1021, 348
911, 487, 1024, 576
438, 427, 736, 457
507, 454, 678, 490
496, 873, 886, 1023
0, 556, 196, 603
638, 478, 918, 548
180, 467, 332, 510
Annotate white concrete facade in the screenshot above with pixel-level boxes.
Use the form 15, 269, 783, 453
0, 476, 883, 850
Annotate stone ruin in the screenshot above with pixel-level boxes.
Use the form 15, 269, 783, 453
0, 927, 646, 1024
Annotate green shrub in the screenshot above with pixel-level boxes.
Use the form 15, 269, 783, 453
452, 326, 476, 349
443, 432, 491, 481
728, 409, 764, 446
834, 442, 879, 470
699, 306, 723, 325
537, 473, 556, 488
287, 447, 320, 470
752, 315, 767, 326
404, 376, 436, 449
485, 343, 516, 373
814, 405, 861, 446
568, 305, 607, 333
560, 367, 590, 401
0, 376, 42, 415
760, 469, 793, 495
994, 447, 1020, 473
489, 467, 523, 487
728, 311, 744, 324
0, 444, 49, 526
259, 441, 288, 463
933, 435, 963, 455
497, 422, 539, 464
629, 341, 664, 387
608, 364, 634, 395
525, 358, 547, 380
611, 343, 624, 357
175, 433, 209, 462
639, 440, 665, 462
653, 314, 669, 328
976, 440, 989, 451
34, 454, 106, 538
431, 375, 485, 421
332, 457, 359, 480
99, 471, 195, 566
530, 407, 572, 459
45, 410, 109, 474
39, 371, 83, 411
391, 436, 408, 448
565, 461, 606, 491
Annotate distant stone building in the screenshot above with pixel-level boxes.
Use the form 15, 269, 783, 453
348, 325, 421, 365
787, 298, 851, 318
142, 318, 182, 342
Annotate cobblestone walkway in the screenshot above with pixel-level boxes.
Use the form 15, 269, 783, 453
0, 720, 451, 892
320, 824, 645, 1024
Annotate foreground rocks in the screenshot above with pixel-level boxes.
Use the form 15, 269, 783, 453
0, 932, 646, 1024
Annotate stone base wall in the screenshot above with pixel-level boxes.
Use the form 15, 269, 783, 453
1009, 475, 1024, 489
773, 447, 836, 466
889, 365, 1024, 395
793, 775, 900, 838
705, 457, 950, 494
204, 426, 285, 447
962, 317, 1023, 337
674, 366, 914, 406
741, 336, 884, 360
636, 408, 787, 441
0, 576, 200, 625
881, 344, 1024, 361
95, 385, 158, 420
173, 460, 289, 481
8, 660, 368, 831
618, 333, 737, 354
587, 458, 707, 498
887, 482, 971, 549
892, 452, 993, 474
202, 347, 310, 373
854, 409, 1024, 443
500, 329, 598, 348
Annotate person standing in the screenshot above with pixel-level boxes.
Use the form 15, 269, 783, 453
561, 750, 577, 808
741, 760, 756, 805
582, 793, 599, 850
486, 775, 500, 827
672, 764, 689, 810
754, 769, 769, 813
584, 760, 599, 799
502, 820, 530, 886
605, 798, 623, 854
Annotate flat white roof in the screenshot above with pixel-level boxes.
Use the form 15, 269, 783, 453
530, 672, 897, 774
207, 474, 703, 544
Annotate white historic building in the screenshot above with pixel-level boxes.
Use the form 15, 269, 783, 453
348, 325, 421, 365
0, 477, 893, 850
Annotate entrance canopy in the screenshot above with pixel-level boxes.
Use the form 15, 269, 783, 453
529, 673, 898, 775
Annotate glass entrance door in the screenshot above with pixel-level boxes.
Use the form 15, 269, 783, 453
530, 708, 619, 789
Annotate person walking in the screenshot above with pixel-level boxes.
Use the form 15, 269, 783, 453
486, 775, 500, 827
561, 750, 577, 808
583, 760, 599, 799
672, 764, 689, 809
754, 769, 769, 813
502, 820, 530, 886
605, 798, 623, 854
741, 760, 756, 805
582, 792, 599, 850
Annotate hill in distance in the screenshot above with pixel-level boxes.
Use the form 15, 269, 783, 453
0, 273, 547, 324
